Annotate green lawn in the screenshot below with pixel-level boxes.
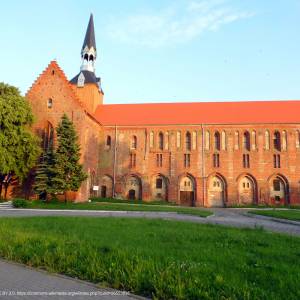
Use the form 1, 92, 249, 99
249, 209, 300, 222
0, 217, 299, 299
25, 201, 212, 218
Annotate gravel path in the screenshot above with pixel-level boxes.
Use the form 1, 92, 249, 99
0, 208, 299, 236
0, 259, 136, 299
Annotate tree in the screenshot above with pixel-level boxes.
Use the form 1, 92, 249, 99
33, 144, 56, 200
51, 114, 87, 202
0, 82, 40, 199
33, 154, 48, 200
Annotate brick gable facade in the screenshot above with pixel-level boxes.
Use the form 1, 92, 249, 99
26, 61, 101, 201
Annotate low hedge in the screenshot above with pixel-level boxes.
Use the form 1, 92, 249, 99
12, 198, 28, 208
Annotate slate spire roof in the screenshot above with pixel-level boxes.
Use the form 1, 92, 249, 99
82, 14, 96, 51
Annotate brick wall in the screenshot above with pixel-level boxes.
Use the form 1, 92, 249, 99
24, 61, 300, 207
99, 124, 300, 207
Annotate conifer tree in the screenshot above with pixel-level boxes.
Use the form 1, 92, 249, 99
33, 154, 48, 200
51, 114, 87, 202
33, 144, 56, 200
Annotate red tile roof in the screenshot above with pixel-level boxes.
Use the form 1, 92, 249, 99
94, 101, 300, 126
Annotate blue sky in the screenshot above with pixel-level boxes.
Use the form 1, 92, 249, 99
1, 0, 300, 104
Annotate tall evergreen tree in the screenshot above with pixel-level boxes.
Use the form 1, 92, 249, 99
33, 154, 48, 200
0, 82, 40, 199
33, 144, 56, 200
51, 114, 87, 202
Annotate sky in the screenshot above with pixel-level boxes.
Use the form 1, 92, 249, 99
1, 0, 300, 104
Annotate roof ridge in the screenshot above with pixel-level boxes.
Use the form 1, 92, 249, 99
98, 99, 300, 106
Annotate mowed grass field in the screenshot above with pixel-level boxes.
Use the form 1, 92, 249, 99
0, 217, 299, 299
249, 209, 300, 222
25, 201, 212, 218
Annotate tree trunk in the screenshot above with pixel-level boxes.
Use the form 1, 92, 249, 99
0, 174, 4, 200
4, 183, 8, 200
4, 174, 12, 200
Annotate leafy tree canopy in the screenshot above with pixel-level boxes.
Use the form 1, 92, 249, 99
0, 83, 40, 181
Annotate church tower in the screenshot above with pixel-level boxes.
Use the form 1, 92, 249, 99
81, 14, 97, 73
70, 14, 103, 113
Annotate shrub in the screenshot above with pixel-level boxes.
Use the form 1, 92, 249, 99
12, 199, 28, 208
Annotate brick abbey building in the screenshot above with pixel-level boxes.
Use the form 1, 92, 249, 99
26, 15, 300, 207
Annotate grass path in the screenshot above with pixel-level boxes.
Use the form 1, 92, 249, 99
24, 201, 213, 218
0, 217, 299, 299
249, 209, 300, 222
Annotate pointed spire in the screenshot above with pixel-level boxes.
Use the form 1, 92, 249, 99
82, 14, 96, 51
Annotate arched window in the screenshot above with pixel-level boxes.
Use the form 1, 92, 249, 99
273, 131, 281, 151
234, 131, 239, 150
252, 131, 256, 150
214, 131, 220, 151
176, 131, 181, 148
221, 131, 226, 150
131, 135, 137, 149
265, 130, 270, 150
47, 98, 53, 109
192, 131, 197, 150
158, 132, 164, 150
106, 135, 111, 148
44, 122, 54, 150
282, 131, 287, 151
243, 131, 250, 151
89, 54, 94, 61
84, 53, 89, 61
48, 122, 54, 149
296, 130, 300, 149
205, 131, 210, 151
165, 131, 169, 150
186, 132, 191, 151
150, 131, 154, 148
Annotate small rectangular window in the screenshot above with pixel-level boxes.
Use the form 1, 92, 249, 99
273, 180, 281, 191
156, 178, 163, 189
156, 154, 163, 167
243, 154, 250, 168
106, 136, 111, 147
213, 153, 220, 168
273, 154, 281, 168
184, 154, 190, 168
47, 98, 53, 109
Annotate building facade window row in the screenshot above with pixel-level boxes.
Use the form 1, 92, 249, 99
105, 129, 300, 152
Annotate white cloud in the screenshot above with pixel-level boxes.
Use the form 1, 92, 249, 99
106, 1, 254, 47
187, 0, 227, 13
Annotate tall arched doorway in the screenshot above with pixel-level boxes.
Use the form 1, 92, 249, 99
179, 176, 195, 206
238, 175, 257, 205
100, 175, 113, 198
269, 174, 289, 205
207, 174, 226, 207
125, 175, 142, 200
152, 175, 168, 201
